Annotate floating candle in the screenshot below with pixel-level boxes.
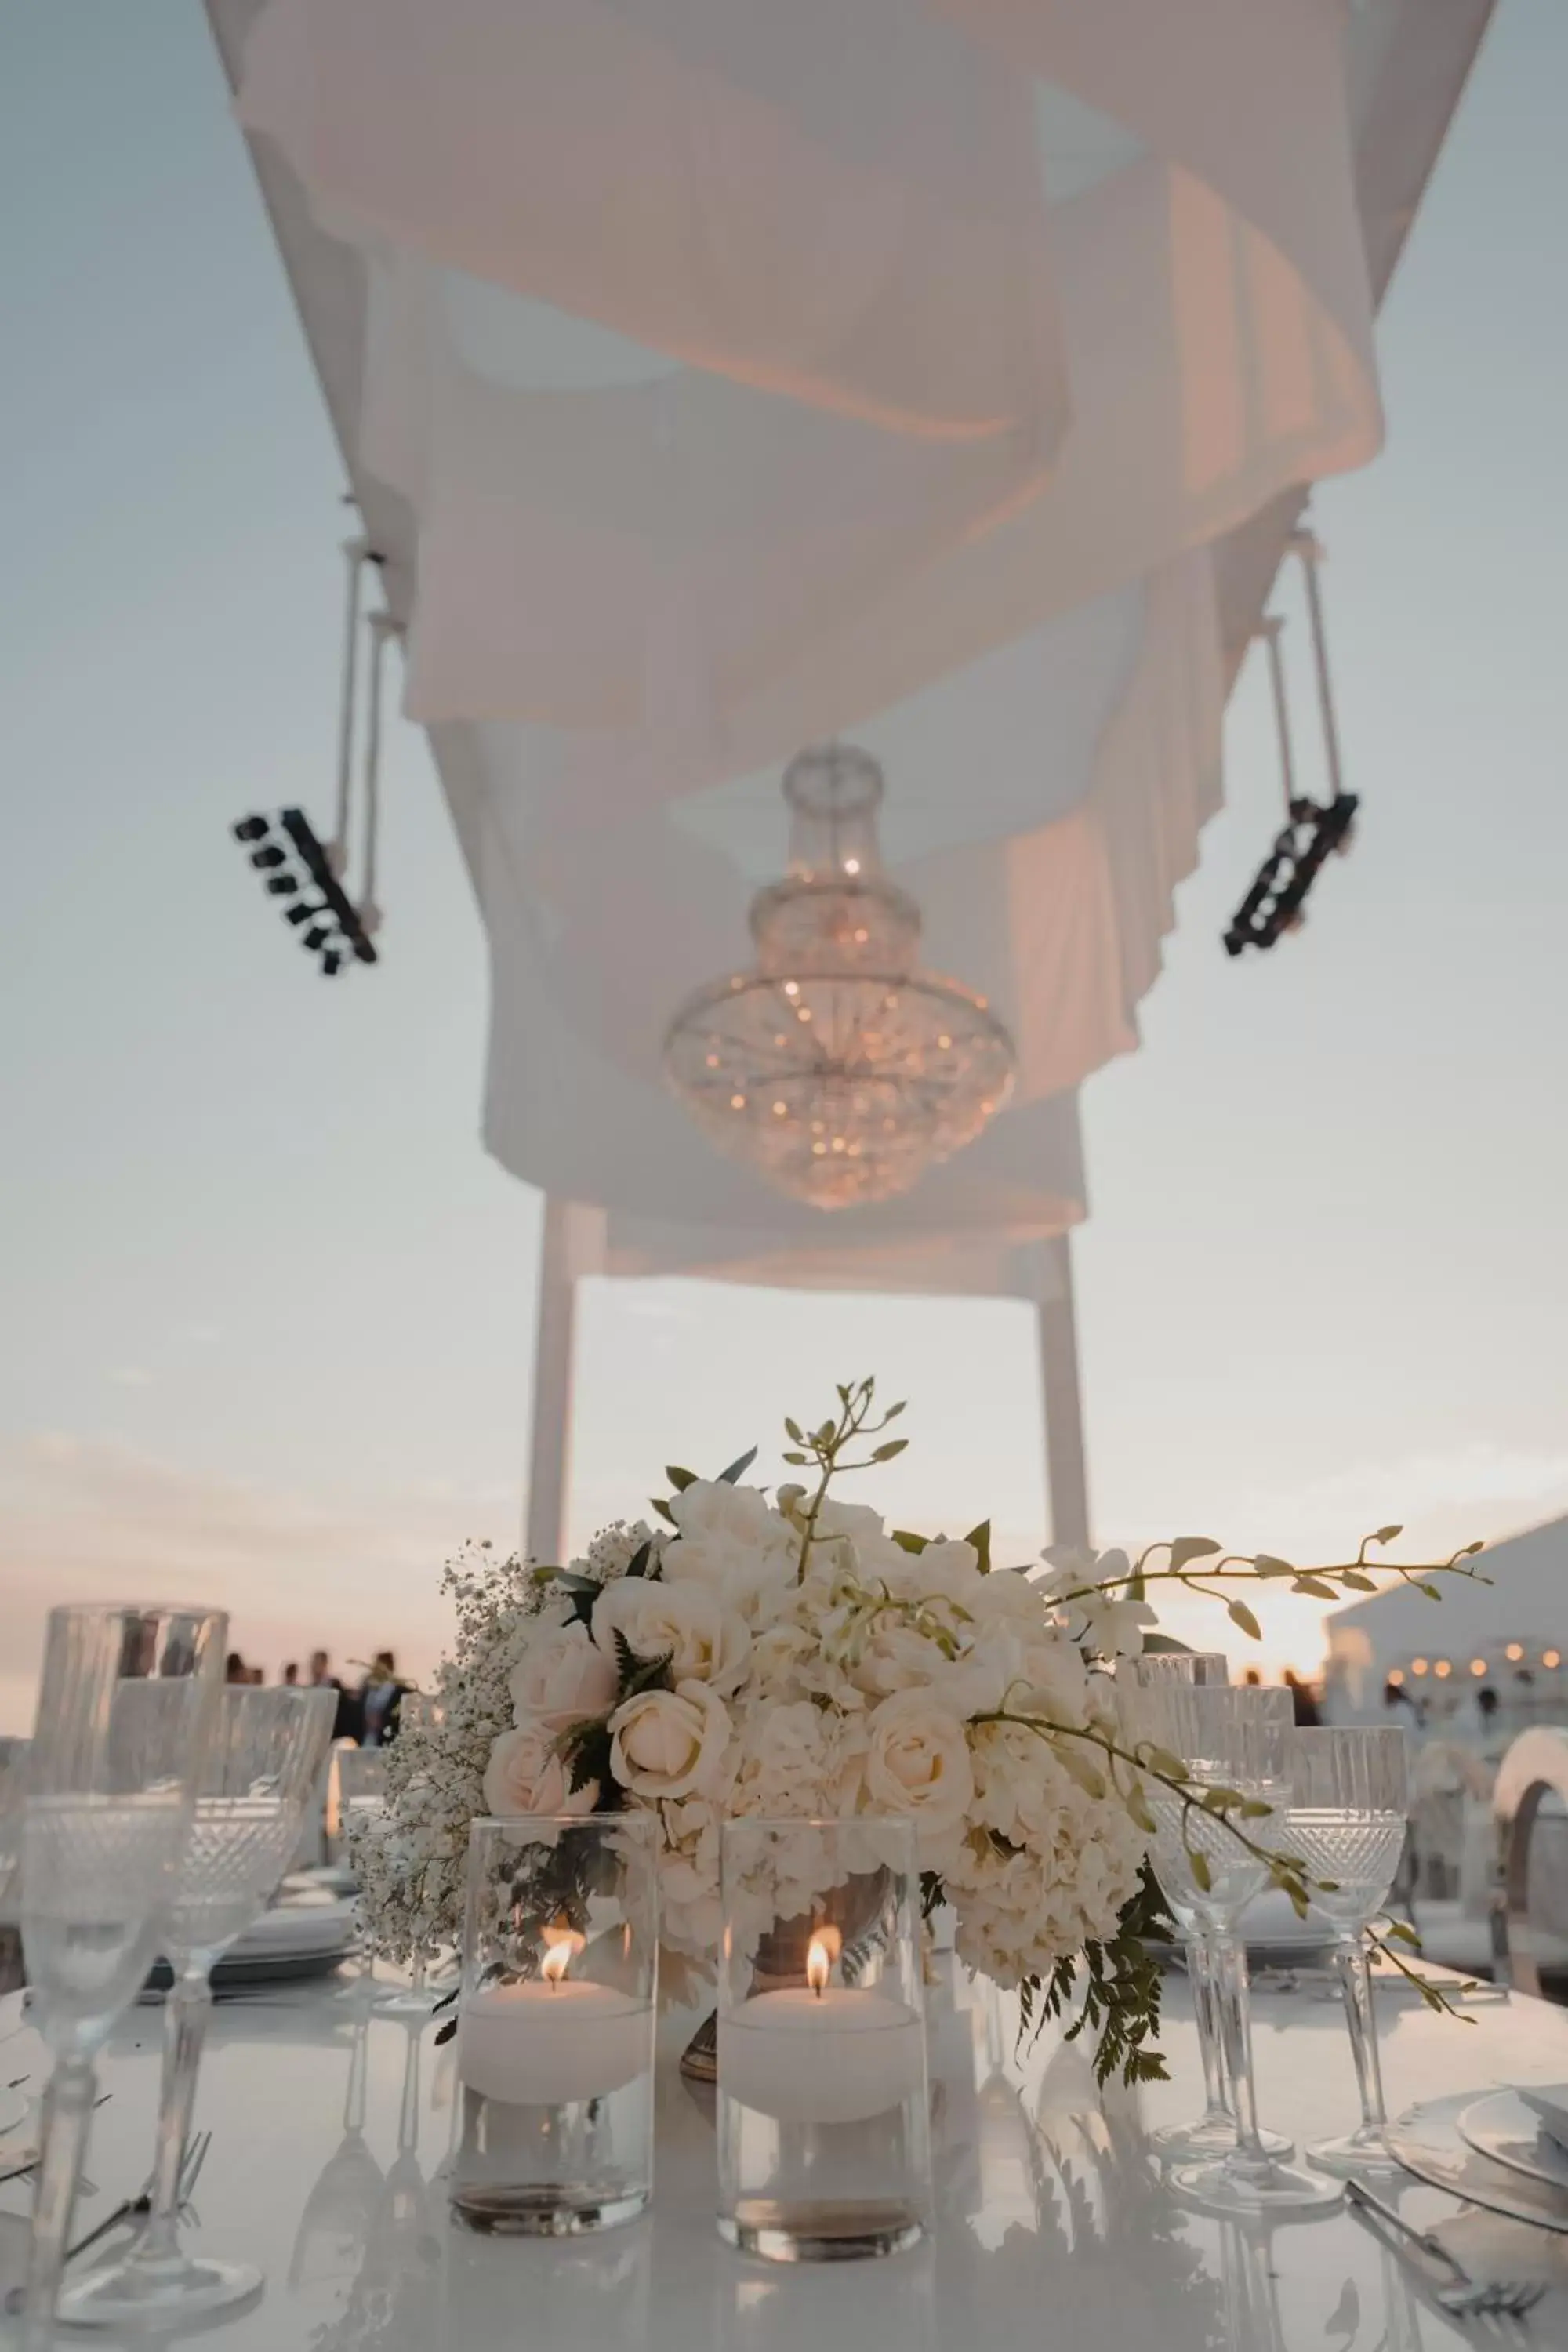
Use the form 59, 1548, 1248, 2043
459, 1944, 651, 2108
719, 1930, 924, 2126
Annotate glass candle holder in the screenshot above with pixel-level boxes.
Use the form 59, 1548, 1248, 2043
448, 1814, 657, 2237
717, 1817, 931, 2262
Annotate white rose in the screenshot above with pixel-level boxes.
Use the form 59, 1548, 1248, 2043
609, 1680, 734, 1802
592, 1578, 751, 1695
862, 1688, 975, 1853
506, 1621, 619, 1730
660, 1481, 799, 1613
482, 1718, 598, 1817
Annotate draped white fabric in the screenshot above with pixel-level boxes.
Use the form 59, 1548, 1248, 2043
231, 0, 1382, 1291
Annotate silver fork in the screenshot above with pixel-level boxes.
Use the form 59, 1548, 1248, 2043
1346, 2178, 1548, 2323
2, 2129, 213, 2312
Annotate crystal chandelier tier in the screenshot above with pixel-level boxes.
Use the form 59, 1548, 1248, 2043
663, 746, 1017, 1210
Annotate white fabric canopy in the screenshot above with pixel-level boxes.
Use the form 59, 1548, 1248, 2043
229, 0, 1389, 1289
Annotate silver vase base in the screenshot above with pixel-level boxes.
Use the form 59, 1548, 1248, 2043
719, 2199, 927, 2263
451, 2183, 649, 2235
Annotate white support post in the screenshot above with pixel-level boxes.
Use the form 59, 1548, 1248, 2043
1035, 1231, 1091, 1552
524, 1198, 605, 1565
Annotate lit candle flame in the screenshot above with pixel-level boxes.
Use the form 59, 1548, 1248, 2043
806, 1926, 841, 1998
540, 1926, 586, 1988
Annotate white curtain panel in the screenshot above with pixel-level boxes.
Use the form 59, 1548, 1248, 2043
240, 0, 1377, 754
231, 0, 1378, 1289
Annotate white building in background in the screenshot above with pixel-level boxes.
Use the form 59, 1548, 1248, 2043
1325, 1514, 1568, 1734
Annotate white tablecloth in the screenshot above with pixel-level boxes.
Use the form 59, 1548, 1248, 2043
4, 1964, 1568, 2347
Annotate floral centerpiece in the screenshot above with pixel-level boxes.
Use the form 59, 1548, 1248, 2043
354, 1380, 1482, 2081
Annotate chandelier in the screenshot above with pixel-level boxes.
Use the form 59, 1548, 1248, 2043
663, 746, 1017, 1209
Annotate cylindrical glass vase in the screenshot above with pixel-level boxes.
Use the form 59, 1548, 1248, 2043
449, 1814, 657, 2237
717, 1817, 931, 2262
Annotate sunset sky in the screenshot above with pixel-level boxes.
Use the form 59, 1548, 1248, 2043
4, 6, 1566, 1730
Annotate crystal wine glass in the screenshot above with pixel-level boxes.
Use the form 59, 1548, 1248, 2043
0, 1735, 29, 1917
59, 1682, 336, 2325
1280, 1726, 1410, 2175
1126, 1655, 1285, 2164
1142, 1683, 1342, 2216
346, 1729, 445, 2019
336, 1746, 441, 2016
17, 1603, 227, 2342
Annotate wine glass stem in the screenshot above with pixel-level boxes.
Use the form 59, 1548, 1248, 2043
1189, 1933, 1232, 2124
1209, 1932, 1269, 2170
20, 2051, 96, 2340
140, 1965, 214, 2265
1334, 1929, 1387, 2131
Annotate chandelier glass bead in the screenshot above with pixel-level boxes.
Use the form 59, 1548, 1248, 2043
662, 746, 1017, 1209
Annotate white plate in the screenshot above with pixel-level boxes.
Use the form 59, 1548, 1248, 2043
1458, 2089, 1568, 2193
1387, 2092, 1568, 2234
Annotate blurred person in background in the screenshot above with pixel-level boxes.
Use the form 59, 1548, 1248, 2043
359, 1650, 409, 1746
309, 1649, 361, 1742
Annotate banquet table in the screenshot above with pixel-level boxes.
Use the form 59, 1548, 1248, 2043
3, 1961, 1567, 2350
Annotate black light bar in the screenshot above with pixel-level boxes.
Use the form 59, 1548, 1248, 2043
230, 808, 379, 975
1222, 792, 1359, 957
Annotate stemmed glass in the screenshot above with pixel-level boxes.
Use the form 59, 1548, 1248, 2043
336, 1746, 442, 2017
1127, 1657, 1290, 2166
1124, 1654, 1283, 2164
0, 1739, 30, 2133
17, 1602, 227, 2343
1280, 1726, 1410, 2175
1141, 1683, 1341, 2216
59, 1682, 336, 2326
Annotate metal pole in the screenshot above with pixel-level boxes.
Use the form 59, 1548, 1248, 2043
1036, 1232, 1091, 1551
525, 1197, 579, 1565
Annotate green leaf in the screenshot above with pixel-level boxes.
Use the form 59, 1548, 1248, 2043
964, 1520, 993, 1574
1384, 1920, 1421, 1948
1144, 1747, 1189, 1784
1373, 1524, 1403, 1545
1290, 1575, 1338, 1600
871, 1438, 908, 1462
1340, 1571, 1377, 1592
1459, 1541, 1486, 1559
624, 1541, 654, 1579
882, 1400, 906, 1421
1126, 1784, 1156, 1835
1417, 1581, 1442, 1601
650, 1496, 677, 1527
1188, 1849, 1212, 1892
892, 1530, 930, 1555
1169, 1537, 1221, 1570
782, 1450, 808, 1466
611, 1631, 675, 1704
717, 1446, 759, 1486
1227, 1599, 1262, 1642
1252, 1554, 1294, 1578
784, 1419, 804, 1444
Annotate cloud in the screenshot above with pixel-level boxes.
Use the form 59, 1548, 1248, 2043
0, 1432, 520, 1716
